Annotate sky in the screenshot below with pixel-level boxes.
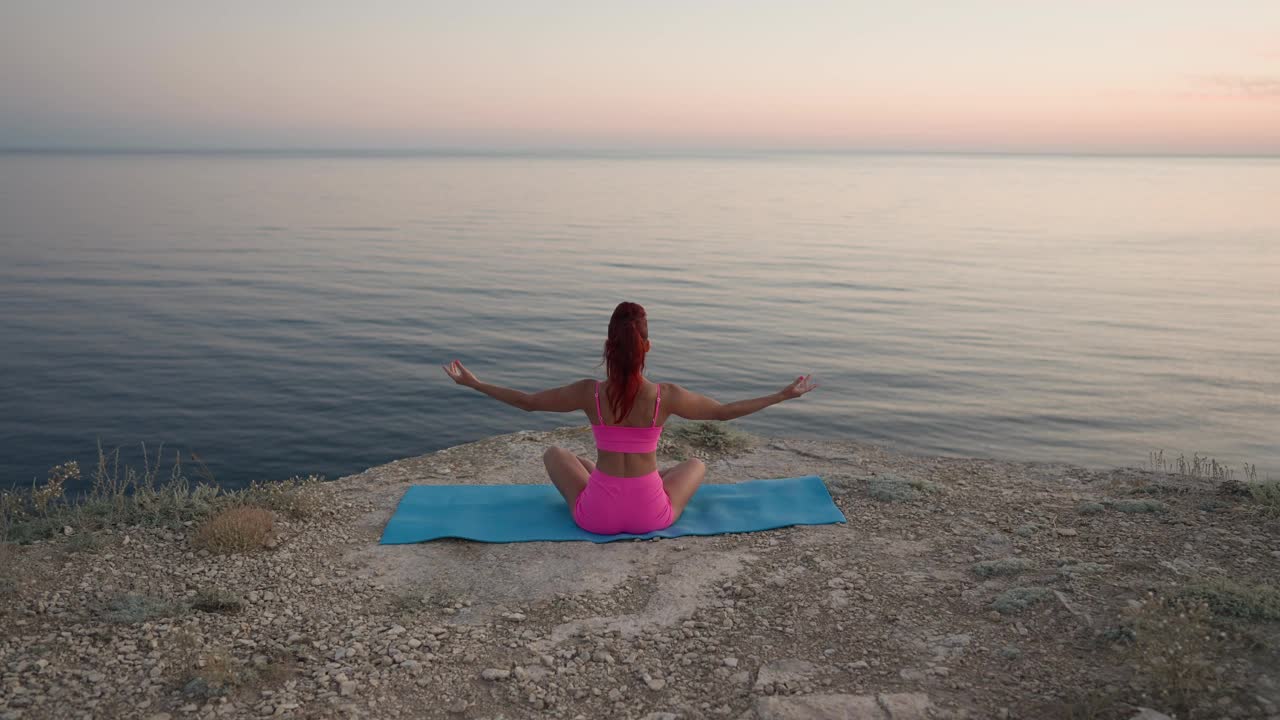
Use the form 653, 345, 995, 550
2, 1, 1278, 154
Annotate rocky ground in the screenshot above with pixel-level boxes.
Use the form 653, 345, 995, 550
2, 426, 1278, 720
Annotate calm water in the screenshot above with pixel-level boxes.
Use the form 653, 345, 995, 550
2, 151, 1278, 489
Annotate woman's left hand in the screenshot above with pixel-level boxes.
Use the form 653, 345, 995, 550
442, 359, 479, 388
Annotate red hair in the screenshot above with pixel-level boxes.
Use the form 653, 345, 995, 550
602, 301, 648, 422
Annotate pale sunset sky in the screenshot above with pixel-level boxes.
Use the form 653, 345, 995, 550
2, 1, 1278, 153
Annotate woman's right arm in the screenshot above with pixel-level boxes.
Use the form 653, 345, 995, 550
665, 375, 817, 421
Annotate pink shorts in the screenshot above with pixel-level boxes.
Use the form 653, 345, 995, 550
573, 468, 674, 535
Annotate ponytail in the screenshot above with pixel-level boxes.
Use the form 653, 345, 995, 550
602, 301, 648, 422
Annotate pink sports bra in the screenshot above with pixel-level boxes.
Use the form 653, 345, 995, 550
591, 381, 664, 453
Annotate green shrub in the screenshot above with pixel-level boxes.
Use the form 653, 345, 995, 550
992, 587, 1053, 614
1105, 499, 1169, 514
1058, 562, 1106, 578
2, 444, 324, 544
192, 588, 244, 614
228, 475, 323, 520
1248, 481, 1280, 514
1182, 579, 1280, 621
868, 474, 938, 503
101, 593, 184, 624
973, 558, 1033, 578
1123, 595, 1225, 716
663, 421, 751, 455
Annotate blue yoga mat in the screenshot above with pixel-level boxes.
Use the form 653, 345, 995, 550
379, 475, 845, 544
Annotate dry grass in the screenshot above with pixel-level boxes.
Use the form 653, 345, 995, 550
192, 587, 244, 614
1147, 450, 1258, 482
2, 444, 323, 544
661, 421, 751, 459
0, 543, 17, 597
973, 557, 1033, 578
868, 474, 939, 503
1248, 480, 1280, 514
1105, 498, 1169, 514
100, 593, 184, 624
228, 475, 323, 520
992, 586, 1053, 614
172, 633, 295, 700
192, 506, 274, 553
1123, 594, 1228, 716
1182, 578, 1280, 622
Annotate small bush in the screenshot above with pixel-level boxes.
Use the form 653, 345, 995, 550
1058, 562, 1106, 578
1038, 690, 1119, 720
973, 558, 1033, 578
192, 587, 243, 614
1124, 595, 1226, 715
663, 421, 751, 455
1249, 481, 1280, 513
0, 543, 16, 595
64, 531, 100, 554
1075, 502, 1105, 515
229, 475, 323, 520
101, 593, 184, 624
174, 637, 293, 696
1105, 499, 1169, 514
868, 474, 937, 503
193, 506, 274, 553
1182, 579, 1280, 622
992, 586, 1053, 614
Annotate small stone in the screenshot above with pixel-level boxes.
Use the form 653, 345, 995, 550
1056, 528, 1078, 537
446, 699, 467, 714
1131, 710, 1174, 720
877, 693, 934, 719
755, 694, 882, 720
644, 674, 667, 691
339, 680, 356, 696
723, 657, 739, 668
754, 658, 818, 691
481, 668, 510, 681
310, 577, 323, 586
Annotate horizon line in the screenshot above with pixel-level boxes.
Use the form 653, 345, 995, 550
3, 145, 1280, 160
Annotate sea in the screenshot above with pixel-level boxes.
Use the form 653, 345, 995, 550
2, 150, 1277, 490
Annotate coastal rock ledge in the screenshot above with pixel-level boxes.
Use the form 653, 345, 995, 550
2, 426, 1278, 720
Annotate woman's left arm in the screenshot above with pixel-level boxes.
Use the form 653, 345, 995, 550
443, 360, 589, 413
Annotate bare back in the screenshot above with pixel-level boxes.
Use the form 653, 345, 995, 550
590, 379, 668, 477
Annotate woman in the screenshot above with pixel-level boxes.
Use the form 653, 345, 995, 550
442, 301, 817, 535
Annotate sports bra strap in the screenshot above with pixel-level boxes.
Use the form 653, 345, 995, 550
594, 381, 605, 426
652, 384, 661, 427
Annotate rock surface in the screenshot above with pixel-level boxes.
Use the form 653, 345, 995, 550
1, 426, 1278, 719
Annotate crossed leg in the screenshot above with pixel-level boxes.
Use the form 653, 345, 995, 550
543, 446, 707, 523
660, 458, 706, 522
543, 446, 594, 508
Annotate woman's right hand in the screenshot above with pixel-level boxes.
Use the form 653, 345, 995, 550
780, 374, 818, 400
442, 359, 480, 388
